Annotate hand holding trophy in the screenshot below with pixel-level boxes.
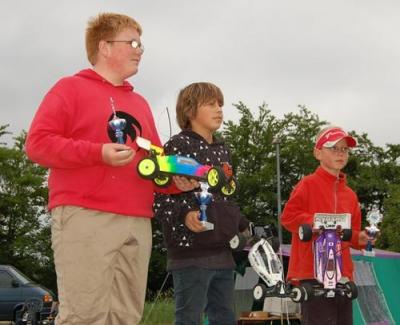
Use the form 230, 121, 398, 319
195, 182, 214, 231
108, 97, 126, 144
363, 207, 383, 257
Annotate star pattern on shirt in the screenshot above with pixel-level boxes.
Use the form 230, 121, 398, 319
154, 132, 233, 248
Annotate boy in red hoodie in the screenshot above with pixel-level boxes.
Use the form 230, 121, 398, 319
25, 13, 195, 325
281, 126, 373, 325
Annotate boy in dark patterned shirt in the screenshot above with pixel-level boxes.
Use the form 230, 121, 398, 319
154, 82, 249, 325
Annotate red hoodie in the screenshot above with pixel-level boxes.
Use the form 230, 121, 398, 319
281, 166, 363, 281
26, 69, 165, 217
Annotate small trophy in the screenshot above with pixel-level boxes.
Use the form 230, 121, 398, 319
363, 207, 383, 257
109, 97, 126, 144
195, 182, 214, 231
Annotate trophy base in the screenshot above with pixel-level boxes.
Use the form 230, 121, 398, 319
362, 249, 376, 257
200, 221, 214, 231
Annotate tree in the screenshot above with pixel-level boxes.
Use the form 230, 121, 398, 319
379, 184, 400, 251
222, 104, 325, 242
0, 126, 55, 291
222, 104, 400, 249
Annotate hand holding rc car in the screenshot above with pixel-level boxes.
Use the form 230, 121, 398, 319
135, 136, 236, 196
298, 213, 358, 301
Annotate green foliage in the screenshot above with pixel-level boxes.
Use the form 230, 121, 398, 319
347, 136, 400, 240
222, 104, 324, 242
140, 292, 175, 325
0, 126, 56, 292
376, 184, 400, 251
147, 224, 171, 298
222, 104, 400, 249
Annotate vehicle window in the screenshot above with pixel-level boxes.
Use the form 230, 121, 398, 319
0, 271, 13, 287
9, 268, 32, 285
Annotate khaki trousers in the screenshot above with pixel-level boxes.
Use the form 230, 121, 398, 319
51, 206, 152, 325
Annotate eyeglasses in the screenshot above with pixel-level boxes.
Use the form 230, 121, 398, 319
324, 146, 351, 154
106, 39, 145, 52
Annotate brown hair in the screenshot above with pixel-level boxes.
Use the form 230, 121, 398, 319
176, 82, 224, 130
85, 12, 142, 65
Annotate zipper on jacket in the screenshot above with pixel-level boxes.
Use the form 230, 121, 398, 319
334, 176, 339, 213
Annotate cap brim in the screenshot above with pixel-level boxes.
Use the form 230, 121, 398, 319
323, 136, 357, 148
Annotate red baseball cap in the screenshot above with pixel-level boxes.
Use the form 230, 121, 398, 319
315, 127, 357, 149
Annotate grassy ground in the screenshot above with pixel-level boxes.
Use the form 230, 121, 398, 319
139, 297, 175, 325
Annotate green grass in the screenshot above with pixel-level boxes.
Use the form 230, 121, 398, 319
139, 297, 175, 325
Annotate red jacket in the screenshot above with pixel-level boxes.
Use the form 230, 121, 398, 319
26, 69, 171, 217
281, 166, 363, 281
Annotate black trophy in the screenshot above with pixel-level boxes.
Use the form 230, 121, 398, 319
363, 208, 383, 257
108, 97, 126, 144
195, 182, 214, 231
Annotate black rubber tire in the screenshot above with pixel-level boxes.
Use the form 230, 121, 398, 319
299, 224, 313, 241
341, 229, 352, 242
153, 175, 172, 187
253, 283, 267, 301
221, 178, 237, 196
345, 281, 358, 299
229, 233, 247, 251
291, 285, 307, 303
302, 282, 314, 301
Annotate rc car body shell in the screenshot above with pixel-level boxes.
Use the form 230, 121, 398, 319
249, 238, 284, 290
314, 230, 342, 289
136, 136, 236, 194
298, 213, 357, 299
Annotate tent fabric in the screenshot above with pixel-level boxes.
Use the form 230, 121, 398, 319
352, 256, 399, 325
233, 267, 259, 319
353, 259, 395, 324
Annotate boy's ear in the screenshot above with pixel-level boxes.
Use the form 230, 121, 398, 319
98, 40, 110, 58
314, 148, 322, 161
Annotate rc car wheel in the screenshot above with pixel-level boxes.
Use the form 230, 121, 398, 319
291, 285, 307, 303
253, 283, 267, 301
341, 229, 352, 242
137, 158, 158, 179
206, 167, 224, 190
153, 175, 172, 187
302, 282, 314, 301
345, 281, 358, 299
299, 224, 313, 241
221, 178, 237, 196
229, 233, 247, 251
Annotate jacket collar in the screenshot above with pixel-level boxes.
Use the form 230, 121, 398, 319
316, 166, 346, 184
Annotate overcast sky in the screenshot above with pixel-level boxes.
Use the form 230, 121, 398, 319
1, 0, 399, 147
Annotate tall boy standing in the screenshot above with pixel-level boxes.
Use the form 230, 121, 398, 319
25, 13, 194, 325
281, 126, 373, 325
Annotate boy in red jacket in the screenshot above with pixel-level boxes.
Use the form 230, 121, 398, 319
281, 126, 373, 325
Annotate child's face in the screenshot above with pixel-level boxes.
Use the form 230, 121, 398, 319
190, 100, 223, 133
314, 138, 350, 175
103, 27, 143, 80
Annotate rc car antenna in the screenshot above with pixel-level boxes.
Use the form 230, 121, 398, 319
166, 106, 172, 139
110, 97, 117, 117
